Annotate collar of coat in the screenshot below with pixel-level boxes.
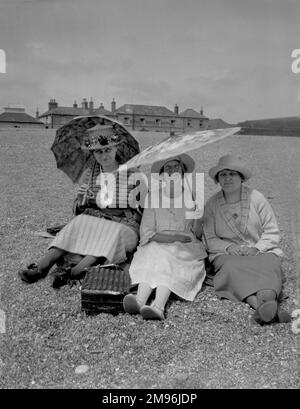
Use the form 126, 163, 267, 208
216, 184, 251, 239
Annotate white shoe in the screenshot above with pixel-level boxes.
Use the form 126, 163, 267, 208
123, 294, 142, 314
140, 304, 165, 320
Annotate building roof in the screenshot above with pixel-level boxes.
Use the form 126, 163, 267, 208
0, 111, 44, 124
116, 104, 176, 117
39, 106, 114, 118
39, 106, 91, 118
94, 107, 113, 116
179, 109, 208, 119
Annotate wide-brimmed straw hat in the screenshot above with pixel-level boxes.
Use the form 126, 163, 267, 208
151, 153, 195, 174
83, 124, 123, 151
209, 154, 252, 182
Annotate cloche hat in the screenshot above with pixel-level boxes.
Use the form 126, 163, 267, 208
151, 153, 195, 174
209, 154, 252, 182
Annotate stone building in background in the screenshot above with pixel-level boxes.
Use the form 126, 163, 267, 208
37, 98, 112, 129
38, 98, 209, 132
0, 106, 44, 129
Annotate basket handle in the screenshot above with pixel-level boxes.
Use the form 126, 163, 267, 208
100, 263, 119, 270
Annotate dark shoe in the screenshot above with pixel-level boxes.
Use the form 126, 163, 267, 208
253, 310, 263, 324
276, 309, 292, 323
70, 269, 87, 282
52, 266, 86, 289
52, 266, 72, 289
18, 263, 48, 284
256, 300, 278, 323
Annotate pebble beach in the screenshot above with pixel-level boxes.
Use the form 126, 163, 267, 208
0, 129, 299, 389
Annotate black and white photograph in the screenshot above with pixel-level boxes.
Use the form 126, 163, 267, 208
0, 0, 299, 392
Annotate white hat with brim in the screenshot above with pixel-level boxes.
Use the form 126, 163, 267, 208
209, 154, 252, 182
151, 153, 195, 174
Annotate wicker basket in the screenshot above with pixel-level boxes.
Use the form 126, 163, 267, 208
81, 264, 132, 315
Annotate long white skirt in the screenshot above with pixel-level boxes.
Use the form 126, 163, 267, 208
49, 214, 138, 264
129, 241, 206, 301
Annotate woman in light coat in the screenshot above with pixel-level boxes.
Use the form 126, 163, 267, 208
203, 154, 290, 324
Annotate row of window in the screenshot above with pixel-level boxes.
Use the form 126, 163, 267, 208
42, 115, 204, 128
122, 117, 204, 127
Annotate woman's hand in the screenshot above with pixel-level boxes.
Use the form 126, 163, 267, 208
76, 183, 94, 206
227, 244, 243, 255
227, 244, 259, 256
239, 246, 259, 256
77, 183, 90, 197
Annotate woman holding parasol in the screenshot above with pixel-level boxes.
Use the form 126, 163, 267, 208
123, 154, 207, 320
19, 120, 145, 288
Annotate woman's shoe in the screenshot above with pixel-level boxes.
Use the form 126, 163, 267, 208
276, 309, 292, 323
52, 266, 87, 289
123, 294, 142, 314
140, 304, 165, 320
51, 266, 72, 289
256, 300, 278, 323
18, 263, 48, 284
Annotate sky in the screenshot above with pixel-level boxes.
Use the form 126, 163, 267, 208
0, 0, 299, 123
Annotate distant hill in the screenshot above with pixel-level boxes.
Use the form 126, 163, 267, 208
206, 118, 235, 129
237, 116, 300, 136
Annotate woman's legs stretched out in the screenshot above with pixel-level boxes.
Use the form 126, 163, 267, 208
152, 285, 171, 311
123, 282, 153, 315
124, 284, 171, 320
52, 255, 107, 289
19, 247, 67, 284
136, 283, 153, 306
256, 289, 277, 304
20, 242, 109, 287
141, 285, 171, 320
70, 256, 107, 278
246, 289, 278, 323
37, 247, 67, 272
245, 294, 258, 310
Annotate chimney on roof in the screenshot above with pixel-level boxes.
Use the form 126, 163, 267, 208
200, 107, 204, 116
48, 99, 58, 111
73, 100, 78, 108
111, 98, 116, 114
174, 104, 179, 115
89, 98, 94, 113
82, 98, 88, 110
36, 107, 39, 119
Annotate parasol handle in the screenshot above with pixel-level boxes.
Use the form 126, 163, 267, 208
184, 175, 203, 232
78, 164, 94, 206
80, 190, 88, 206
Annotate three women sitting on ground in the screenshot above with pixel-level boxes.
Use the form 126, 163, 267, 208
19, 142, 290, 323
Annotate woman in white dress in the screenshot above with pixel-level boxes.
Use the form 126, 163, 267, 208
123, 154, 207, 320
19, 124, 143, 288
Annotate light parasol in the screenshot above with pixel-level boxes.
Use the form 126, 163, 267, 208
118, 127, 241, 223
118, 127, 241, 172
